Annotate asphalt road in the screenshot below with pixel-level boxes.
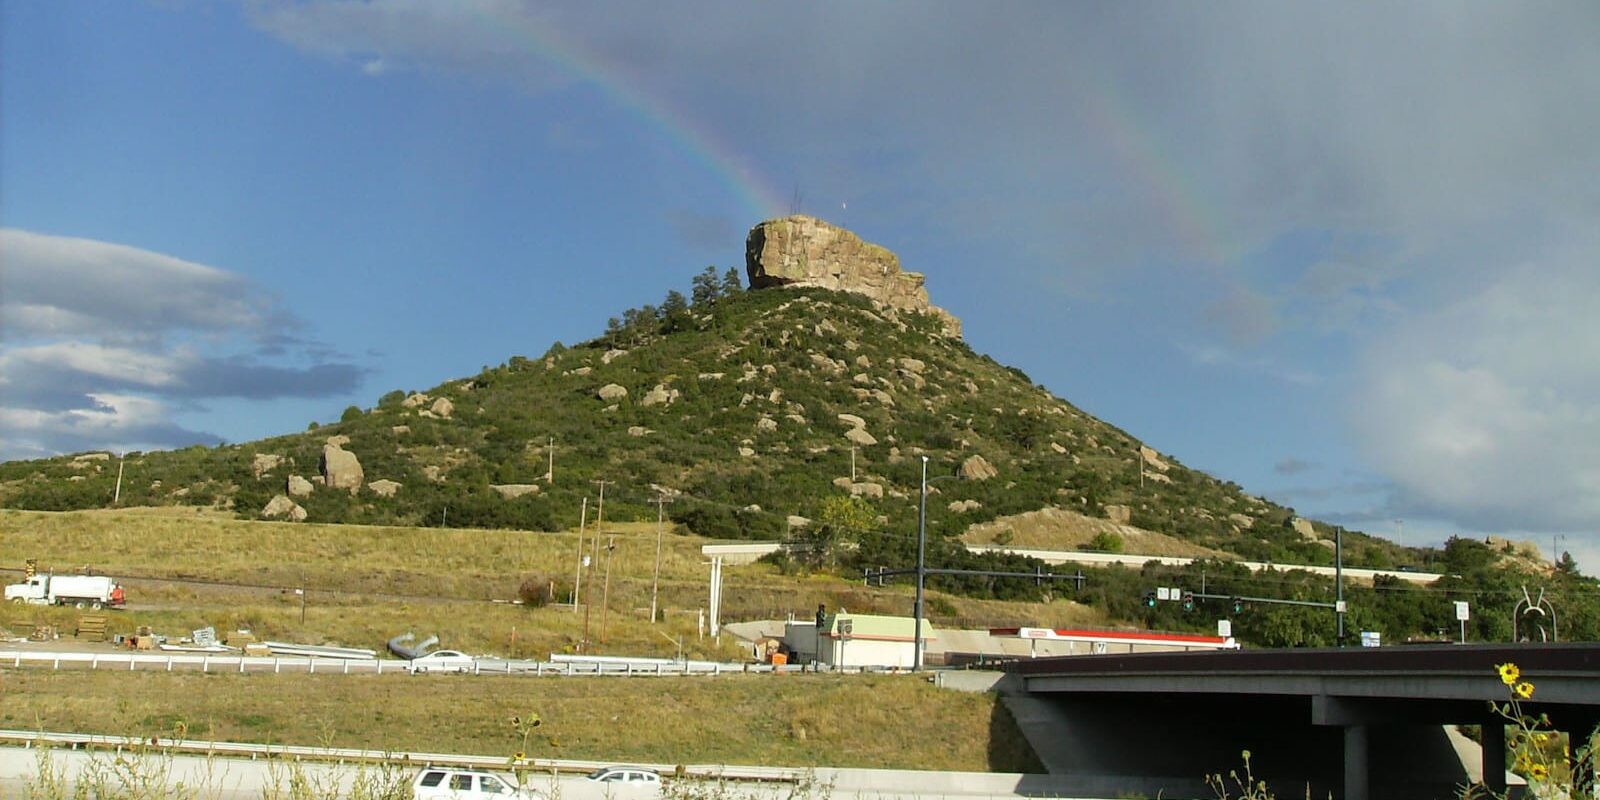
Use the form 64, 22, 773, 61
0, 746, 1082, 800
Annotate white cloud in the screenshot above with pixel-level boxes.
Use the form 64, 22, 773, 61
1353, 247, 1600, 533
0, 230, 363, 462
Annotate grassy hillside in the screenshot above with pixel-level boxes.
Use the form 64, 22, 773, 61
0, 281, 1422, 574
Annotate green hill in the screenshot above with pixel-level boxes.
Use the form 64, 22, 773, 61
5, 217, 1595, 647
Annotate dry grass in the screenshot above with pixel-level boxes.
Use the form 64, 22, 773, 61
2, 508, 1107, 657
962, 506, 1231, 558
0, 670, 1039, 772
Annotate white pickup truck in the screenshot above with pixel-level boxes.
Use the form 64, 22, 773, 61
5, 574, 126, 609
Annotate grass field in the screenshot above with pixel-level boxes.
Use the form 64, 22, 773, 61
1, 507, 1107, 659
0, 670, 1041, 773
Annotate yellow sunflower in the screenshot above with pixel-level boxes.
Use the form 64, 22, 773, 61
1514, 681, 1536, 699
1528, 763, 1549, 780
1497, 662, 1521, 685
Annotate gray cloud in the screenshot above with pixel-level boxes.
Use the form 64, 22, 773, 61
244, 2, 1600, 540
0, 230, 365, 461
1274, 458, 1315, 476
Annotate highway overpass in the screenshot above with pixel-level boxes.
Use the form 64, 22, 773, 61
1001, 642, 1600, 800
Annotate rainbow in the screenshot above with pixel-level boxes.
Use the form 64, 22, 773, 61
470, 7, 786, 222
1067, 70, 1231, 265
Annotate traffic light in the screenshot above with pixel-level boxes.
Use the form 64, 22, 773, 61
1142, 590, 1157, 608
1231, 597, 1245, 614
1181, 591, 1195, 612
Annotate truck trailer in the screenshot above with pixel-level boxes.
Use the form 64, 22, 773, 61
4, 574, 126, 609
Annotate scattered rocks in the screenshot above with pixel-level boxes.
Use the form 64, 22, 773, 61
628, 426, 652, 437
738, 446, 756, 457
402, 393, 430, 408
490, 484, 540, 499
844, 427, 879, 446
1050, 442, 1067, 454
832, 477, 853, 489
261, 495, 307, 522
957, 454, 999, 481
597, 383, 628, 402
251, 453, 283, 479
320, 445, 364, 493
1292, 517, 1317, 540
849, 482, 884, 499
369, 479, 401, 498
392, 425, 411, 435
641, 384, 680, 407
948, 499, 983, 513
756, 417, 778, 433
287, 475, 315, 498
899, 358, 925, 373
602, 349, 628, 364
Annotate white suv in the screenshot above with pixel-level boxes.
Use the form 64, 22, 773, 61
412, 768, 541, 799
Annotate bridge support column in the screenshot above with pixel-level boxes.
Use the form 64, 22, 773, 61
1343, 724, 1368, 800
1482, 720, 1507, 795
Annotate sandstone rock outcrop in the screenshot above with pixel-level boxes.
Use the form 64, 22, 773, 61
430, 397, 455, 419
597, 384, 628, 402
252, 453, 283, 478
287, 475, 315, 498
745, 215, 961, 337
958, 454, 999, 481
321, 445, 364, 493
369, 479, 401, 498
490, 484, 540, 499
261, 495, 307, 522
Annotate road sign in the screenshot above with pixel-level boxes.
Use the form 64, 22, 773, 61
1217, 620, 1232, 638
1157, 587, 1172, 601
1455, 601, 1470, 621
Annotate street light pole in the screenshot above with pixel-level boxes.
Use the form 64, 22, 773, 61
915, 456, 929, 671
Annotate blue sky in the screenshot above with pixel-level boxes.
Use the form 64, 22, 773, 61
4, 2, 1599, 568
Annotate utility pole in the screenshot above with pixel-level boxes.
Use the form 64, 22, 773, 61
850, 446, 857, 482
651, 492, 673, 623
547, 436, 555, 483
916, 456, 929, 671
113, 452, 126, 506
1336, 526, 1346, 645
592, 479, 611, 537
600, 536, 617, 643
573, 497, 588, 612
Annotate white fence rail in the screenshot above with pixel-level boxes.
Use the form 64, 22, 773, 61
0, 650, 891, 677
0, 728, 803, 783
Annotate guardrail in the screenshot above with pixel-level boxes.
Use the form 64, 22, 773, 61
0, 728, 804, 783
0, 650, 891, 677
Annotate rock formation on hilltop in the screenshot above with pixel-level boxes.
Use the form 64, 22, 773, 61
745, 215, 962, 337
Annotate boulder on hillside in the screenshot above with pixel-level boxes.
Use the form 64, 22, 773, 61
958, 454, 999, 481
261, 495, 307, 522
597, 383, 628, 402
844, 427, 878, 446
1292, 518, 1317, 540
252, 453, 283, 479
369, 479, 401, 498
325, 435, 351, 447
321, 445, 364, 493
286, 475, 315, 498
490, 484, 540, 499
430, 397, 455, 418
948, 499, 983, 513
402, 393, 430, 408
837, 413, 866, 429
641, 384, 679, 407
849, 482, 884, 499
745, 215, 962, 337
1139, 445, 1171, 472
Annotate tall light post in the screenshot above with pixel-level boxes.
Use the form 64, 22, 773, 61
916, 457, 928, 671
915, 456, 960, 671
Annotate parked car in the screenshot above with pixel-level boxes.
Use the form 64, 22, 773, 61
585, 767, 662, 791
408, 649, 477, 674
413, 768, 540, 799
